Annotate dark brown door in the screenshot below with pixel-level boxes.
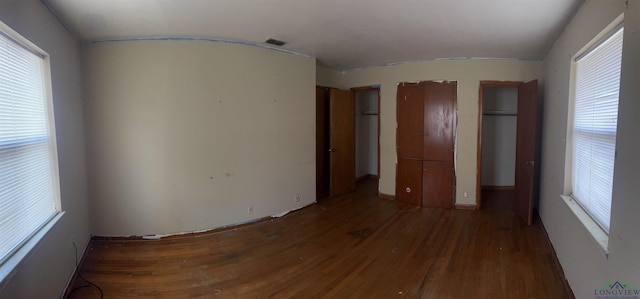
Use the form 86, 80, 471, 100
422, 160, 453, 208
396, 81, 457, 208
397, 83, 424, 159
316, 87, 330, 197
396, 158, 423, 205
423, 82, 456, 162
514, 80, 539, 225
329, 89, 356, 197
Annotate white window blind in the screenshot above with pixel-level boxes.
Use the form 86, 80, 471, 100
0, 29, 59, 265
571, 27, 623, 234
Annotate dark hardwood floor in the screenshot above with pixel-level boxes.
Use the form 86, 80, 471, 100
66, 180, 573, 298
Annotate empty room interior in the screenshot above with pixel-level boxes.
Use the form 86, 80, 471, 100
1, 0, 639, 298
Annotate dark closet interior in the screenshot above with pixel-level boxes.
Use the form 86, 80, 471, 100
316, 87, 330, 198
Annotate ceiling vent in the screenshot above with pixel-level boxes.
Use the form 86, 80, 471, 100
265, 38, 286, 46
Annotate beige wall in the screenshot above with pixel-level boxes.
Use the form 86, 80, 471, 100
0, 0, 90, 298
316, 66, 347, 89
323, 60, 542, 204
540, 1, 640, 298
83, 41, 316, 236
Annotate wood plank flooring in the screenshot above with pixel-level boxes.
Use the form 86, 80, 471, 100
66, 180, 573, 298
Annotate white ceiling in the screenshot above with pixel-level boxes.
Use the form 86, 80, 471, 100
44, 0, 582, 71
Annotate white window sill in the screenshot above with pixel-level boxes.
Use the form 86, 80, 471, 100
560, 195, 609, 259
0, 211, 65, 289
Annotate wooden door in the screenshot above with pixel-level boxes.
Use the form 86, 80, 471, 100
514, 80, 539, 225
329, 89, 356, 197
422, 160, 453, 208
423, 82, 456, 162
396, 158, 423, 205
397, 83, 424, 159
316, 87, 330, 197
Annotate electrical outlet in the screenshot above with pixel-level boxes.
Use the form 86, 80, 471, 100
295, 194, 301, 202
463, 192, 468, 198
248, 205, 253, 214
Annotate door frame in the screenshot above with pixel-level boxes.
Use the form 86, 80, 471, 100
351, 85, 381, 187
476, 81, 522, 209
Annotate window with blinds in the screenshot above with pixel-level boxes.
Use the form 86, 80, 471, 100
0, 25, 60, 265
571, 26, 624, 234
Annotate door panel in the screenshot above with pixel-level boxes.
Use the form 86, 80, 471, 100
397, 83, 425, 159
514, 80, 538, 225
422, 160, 453, 208
396, 158, 422, 206
316, 87, 329, 197
423, 82, 456, 162
329, 89, 356, 197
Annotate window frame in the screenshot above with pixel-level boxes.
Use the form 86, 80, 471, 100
0, 20, 63, 284
563, 14, 624, 256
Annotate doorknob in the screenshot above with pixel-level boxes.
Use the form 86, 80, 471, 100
328, 148, 336, 152
525, 161, 535, 166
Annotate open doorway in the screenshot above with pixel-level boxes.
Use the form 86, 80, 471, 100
315, 86, 380, 200
480, 86, 518, 191
478, 82, 520, 212
477, 80, 540, 225
316, 87, 357, 199
353, 87, 380, 187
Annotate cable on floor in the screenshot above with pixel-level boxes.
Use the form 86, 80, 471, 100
66, 241, 104, 299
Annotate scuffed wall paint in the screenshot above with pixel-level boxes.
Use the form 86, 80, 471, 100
84, 40, 316, 236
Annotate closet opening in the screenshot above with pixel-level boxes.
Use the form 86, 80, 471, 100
480, 86, 518, 192
476, 80, 540, 225
316, 86, 358, 200
478, 82, 520, 211
352, 86, 380, 189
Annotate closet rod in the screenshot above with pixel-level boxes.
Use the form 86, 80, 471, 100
483, 110, 517, 116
